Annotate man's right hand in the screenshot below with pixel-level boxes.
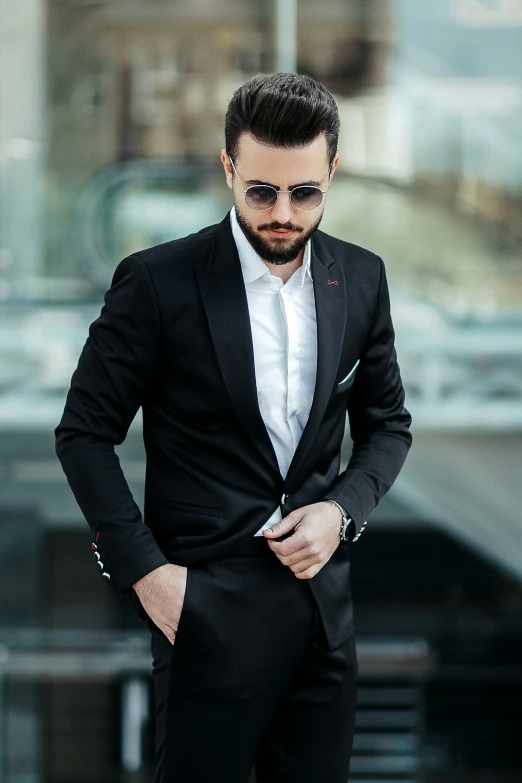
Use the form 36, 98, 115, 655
132, 563, 188, 645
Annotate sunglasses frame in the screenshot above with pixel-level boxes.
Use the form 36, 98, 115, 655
228, 156, 331, 211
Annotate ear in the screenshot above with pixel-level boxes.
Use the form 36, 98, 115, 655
329, 152, 340, 181
221, 149, 233, 190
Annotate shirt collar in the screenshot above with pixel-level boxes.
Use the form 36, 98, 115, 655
230, 205, 313, 287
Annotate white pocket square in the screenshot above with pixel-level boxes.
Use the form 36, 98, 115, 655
338, 359, 360, 385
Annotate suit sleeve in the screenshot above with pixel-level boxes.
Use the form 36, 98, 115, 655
54, 253, 170, 594
322, 255, 413, 539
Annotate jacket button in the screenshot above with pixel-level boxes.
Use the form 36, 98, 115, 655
91, 543, 97, 551
94, 551, 100, 561
97, 560, 104, 570
102, 572, 111, 580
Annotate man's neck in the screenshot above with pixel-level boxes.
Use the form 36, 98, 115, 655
263, 249, 305, 283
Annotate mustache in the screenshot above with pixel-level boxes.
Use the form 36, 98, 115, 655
258, 222, 303, 232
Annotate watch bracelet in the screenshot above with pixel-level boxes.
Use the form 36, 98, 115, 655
326, 499, 351, 541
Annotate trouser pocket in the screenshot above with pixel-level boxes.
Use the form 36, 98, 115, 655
132, 589, 149, 622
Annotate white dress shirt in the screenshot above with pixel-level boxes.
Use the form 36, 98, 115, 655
229, 206, 318, 536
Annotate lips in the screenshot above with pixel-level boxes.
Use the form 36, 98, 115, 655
267, 228, 295, 237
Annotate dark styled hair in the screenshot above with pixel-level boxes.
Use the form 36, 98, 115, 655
224, 72, 340, 167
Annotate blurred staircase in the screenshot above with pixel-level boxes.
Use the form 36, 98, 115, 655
350, 680, 425, 782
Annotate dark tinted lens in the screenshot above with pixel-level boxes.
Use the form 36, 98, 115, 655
291, 186, 323, 209
245, 186, 278, 210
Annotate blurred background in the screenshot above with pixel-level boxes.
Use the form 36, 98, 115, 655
1, 0, 522, 781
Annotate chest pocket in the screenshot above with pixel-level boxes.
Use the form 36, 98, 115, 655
336, 359, 360, 392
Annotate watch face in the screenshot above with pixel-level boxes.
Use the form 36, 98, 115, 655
342, 519, 354, 542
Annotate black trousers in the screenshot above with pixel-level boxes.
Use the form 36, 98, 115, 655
145, 535, 358, 783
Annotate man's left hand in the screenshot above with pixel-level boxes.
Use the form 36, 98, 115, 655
262, 501, 341, 578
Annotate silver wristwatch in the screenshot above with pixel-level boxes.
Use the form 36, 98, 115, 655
326, 499, 355, 544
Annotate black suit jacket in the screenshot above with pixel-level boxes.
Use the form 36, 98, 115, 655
54, 209, 412, 649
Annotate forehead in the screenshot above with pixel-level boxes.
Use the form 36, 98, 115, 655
236, 132, 329, 180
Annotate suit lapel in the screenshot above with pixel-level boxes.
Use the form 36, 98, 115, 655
195, 211, 347, 486
284, 232, 347, 487
195, 212, 281, 477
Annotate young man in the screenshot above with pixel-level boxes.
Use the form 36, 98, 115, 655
55, 72, 412, 783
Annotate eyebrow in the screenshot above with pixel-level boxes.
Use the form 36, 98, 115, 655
245, 178, 322, 189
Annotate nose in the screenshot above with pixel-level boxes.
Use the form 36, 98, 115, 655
270, 191, 294, 224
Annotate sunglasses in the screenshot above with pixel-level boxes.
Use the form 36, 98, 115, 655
229, 156, 331, 211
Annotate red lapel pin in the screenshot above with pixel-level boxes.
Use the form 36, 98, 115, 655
328, 279, 338, 286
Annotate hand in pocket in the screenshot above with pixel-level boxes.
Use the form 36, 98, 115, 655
132, 563, 188, 645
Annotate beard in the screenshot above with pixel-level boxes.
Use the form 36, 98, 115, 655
234, 202, 324, 265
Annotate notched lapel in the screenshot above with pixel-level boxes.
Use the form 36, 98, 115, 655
284, 233, 347, 486
195, 212, 281, 478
